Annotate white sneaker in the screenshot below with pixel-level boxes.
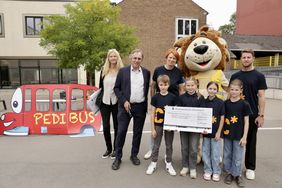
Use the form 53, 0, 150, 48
246, 169, 255, 180
180, 167, 189, 176
146, 162, 157, 175
190, 169, 197, 179
144, 150, 152, 160
166, 162, 177, 176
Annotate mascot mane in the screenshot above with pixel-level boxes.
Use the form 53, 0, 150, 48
174, 25, 230, 78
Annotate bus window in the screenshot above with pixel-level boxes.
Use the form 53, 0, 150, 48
52, 89, 66, 112
71, 88, 83, 111
86, 89, 95, 111
25, 88, 31, 112
36, 88, 50, 111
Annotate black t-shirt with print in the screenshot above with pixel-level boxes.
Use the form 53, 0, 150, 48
152, 66, 184, 96
203, 96, 225, 138
223, 99, 252, 140
230, 69, 267, 117
151, 92, 176, 126
177, 92, 205, 108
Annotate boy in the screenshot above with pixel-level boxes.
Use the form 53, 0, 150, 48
146, 75, 177, 176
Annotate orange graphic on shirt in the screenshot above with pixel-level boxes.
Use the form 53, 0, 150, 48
230, 116, 238, 124
225, 118, 230, 125
240, 94, 245, 100
212, 116, 217, 124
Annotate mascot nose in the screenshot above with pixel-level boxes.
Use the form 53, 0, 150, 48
194, 45, 208, 55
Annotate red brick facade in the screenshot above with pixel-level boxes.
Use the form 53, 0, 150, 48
236, 0, 282, 36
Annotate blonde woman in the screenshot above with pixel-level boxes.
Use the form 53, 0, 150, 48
100, 49, 124, 159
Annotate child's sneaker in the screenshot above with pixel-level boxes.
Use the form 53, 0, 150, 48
190, 169, 197, 179
144, 150, 152, 160
235, 176, 245, 187
246, 169, 255, 180
224, 174, 234, 184
180, 167, 189, 176
146, 162, 157, 175
166, 162, 176, 176
203, 173, 211, 181
212, 174, 220, 182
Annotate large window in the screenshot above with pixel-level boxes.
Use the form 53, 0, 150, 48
24, 16, 43, 36
0, 60, 20, 88
0, 13, 4, 37
176, 18, 198, 39
0, 59, 78, 88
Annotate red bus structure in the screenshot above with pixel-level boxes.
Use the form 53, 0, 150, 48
0, 84, 101, 135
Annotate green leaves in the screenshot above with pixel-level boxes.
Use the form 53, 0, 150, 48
219, 12, 236, 35
40, 0, 138, 72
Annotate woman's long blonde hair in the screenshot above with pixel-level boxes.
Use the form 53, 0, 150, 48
102, 49, 124, 77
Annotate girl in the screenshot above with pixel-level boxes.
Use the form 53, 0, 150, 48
202, 81, 225, 181
223, 79, 252, 187
100, 49, 124, 159
178, 77, 205, 179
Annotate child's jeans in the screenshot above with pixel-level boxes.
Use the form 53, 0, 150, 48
180, 132, 200, 169
202, 137, 222, 175
151, 126, 174, 163
223, 138, 244, 177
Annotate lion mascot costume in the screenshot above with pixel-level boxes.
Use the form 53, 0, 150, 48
174, 25, 230, 163
174, 25, 229, 99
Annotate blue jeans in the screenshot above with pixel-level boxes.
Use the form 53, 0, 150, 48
223, 138, 244, 177
180, 132, 200, 169
202, 137, 222, 175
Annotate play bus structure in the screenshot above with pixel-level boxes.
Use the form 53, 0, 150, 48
0, 84, 101, 135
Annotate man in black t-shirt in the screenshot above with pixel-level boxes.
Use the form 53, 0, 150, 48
230, 49, 267, 180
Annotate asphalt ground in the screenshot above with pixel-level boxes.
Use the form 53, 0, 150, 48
0, 89, 281, 188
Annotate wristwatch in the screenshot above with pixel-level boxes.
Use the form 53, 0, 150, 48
258, 114, 264, 118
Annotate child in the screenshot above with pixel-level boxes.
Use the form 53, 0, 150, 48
202, 81, 225, 181
146, 75, 177, 176
178, 77, 205, 179
223, 79, 252, 187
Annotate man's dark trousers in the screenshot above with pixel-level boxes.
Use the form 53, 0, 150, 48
115, 102, 147, 160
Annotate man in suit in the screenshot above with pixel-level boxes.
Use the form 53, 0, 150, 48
112, 49, 151, 170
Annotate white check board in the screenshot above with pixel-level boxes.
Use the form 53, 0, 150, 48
164, 106, 212, 133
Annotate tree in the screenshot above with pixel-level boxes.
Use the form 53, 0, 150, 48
219, 12, 236, 35
40, 0, 138, 84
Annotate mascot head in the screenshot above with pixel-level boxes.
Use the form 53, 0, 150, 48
174, 25, 230, 77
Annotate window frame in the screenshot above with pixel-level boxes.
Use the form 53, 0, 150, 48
23, 15, 44, 38
175, 17, 198, 40
0, 13, 5, 37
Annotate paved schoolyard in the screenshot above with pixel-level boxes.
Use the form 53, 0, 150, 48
0, 89, 281, 188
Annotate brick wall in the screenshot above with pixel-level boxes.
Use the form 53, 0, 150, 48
119, 0, 207, 72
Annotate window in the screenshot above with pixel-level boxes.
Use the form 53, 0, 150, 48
52, 89, 66, 112
25, 89, 31, 112
71, 89, 84, 111
24, 16, 43, 36
176, 18, 198, 39
36, 88, 50, 112
0, 13, 4, 37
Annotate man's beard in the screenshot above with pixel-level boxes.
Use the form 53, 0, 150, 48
242, 62, 253, 69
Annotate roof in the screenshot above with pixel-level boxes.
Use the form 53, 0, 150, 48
222, 34, 282, 58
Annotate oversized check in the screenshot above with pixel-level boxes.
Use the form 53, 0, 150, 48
164, 106, 212, 133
